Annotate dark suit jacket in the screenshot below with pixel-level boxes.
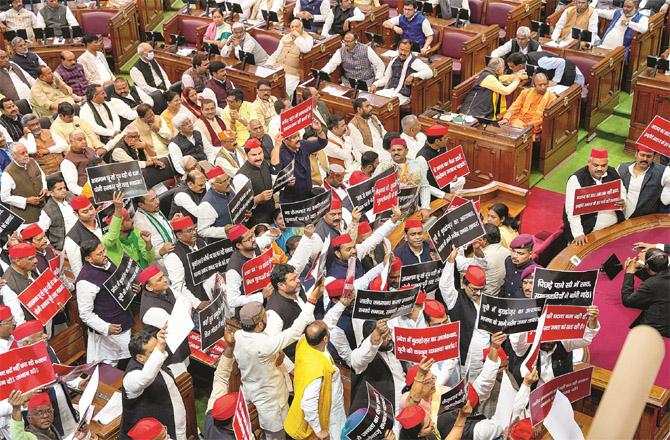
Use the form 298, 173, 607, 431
621, 268, 670, 338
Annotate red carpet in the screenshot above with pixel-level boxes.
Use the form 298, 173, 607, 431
519, 188, 565, 236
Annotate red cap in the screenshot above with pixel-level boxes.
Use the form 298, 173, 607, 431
589, 148, 608, 160
243, 138, 262, 152
396, 404, 425, 430
228, 224, 249, 242
326, 279, 345, 298
405, 364, 420, 386
390, 138, 407, 147
425, 124, 449, 137
8, 243, 36, 259
358, 221, 372, 235
105, 208, 130, 225
19, 224, 44, 240
128, 417, 164, 440
138, 265, 161, 285
390, 256, 403, 273
509, 418, 533, 440
636, 144, 654, 154
467, 383, 479, 408
206, 166, 225, 180
424, 299, 446, 318
348, 171, 368, 186
211, 392, 238, 421
171, 216, 194, 232
465, 265, 486, 287
482, 346, 508, 361
27, 393, 51, 409
0, 305, 11, 321
330, 195, 342, 210
71, 195, 92, 211
415, 290, 426, 305
405, 219, 422, 230
369, 276, 385, 291
332, 234, 353, 248
12, 320, 43, 341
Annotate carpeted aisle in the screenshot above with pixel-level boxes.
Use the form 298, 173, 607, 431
519, 188, 565, 236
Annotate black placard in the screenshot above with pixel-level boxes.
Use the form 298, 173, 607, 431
280, 190, 332, 227
440, 378, 467, 413
0, 203, 24, 246
198, 293, 226, 351
86, 161, 148, 204
346, 382, 394, 440
346, 167, 395, 213
399, 260, 442, 293
103, 254, 141, 310
399, 185, 419, 215
228, 180, 254, 225
273, 160, 294, 194
187, 239, 234, 285
428, 201, 485, 261
531, 268, 598, 306
352, 286, 419, 320
477, 294, 545, 334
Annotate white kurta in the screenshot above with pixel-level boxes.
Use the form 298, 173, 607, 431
301, 354, 346, 437
63, 224, 102, 279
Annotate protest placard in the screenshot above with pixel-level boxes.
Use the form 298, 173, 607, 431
428, 200, 485, 261
530, 367, 593, 425
187, 331, 227, 367
0, 341, 55, 400
428, 145, 469, 190
281, 191, 332, 227
636, 115, 670, 156
343, 255, 356, 298
346, 167, 396, 213
273, 160, 295, 194
395, 322, 460, 363
281, 98, 313, 137
242, 248, 273, 295
399, 260, 442, 293
228, 180, 254, 225
306, 235, 330, 282
86, 161, 148, 204
187, 239, 234, 285
538, 305, 589, 342
233, 388, 254, 440
373, 171, 398, 214
447, 196, 481, 214
531, 268, 597, 306
0, 203, 23, 244
477, 295, 545, 334
103, 255, 141, 310
399, 185, 419, 214
439, 378, 467, 413
48, 253, 65, 275
352, 286, 419, 320
198, 294, 226, 351
346, 382, 394, 440
18, 269, 71, 325
572, 180, 621, 216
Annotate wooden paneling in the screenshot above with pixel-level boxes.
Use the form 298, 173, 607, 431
352, 4, 390, 42
539, 83, 581, 174
625, 69, 670, 154
624, 11, 665, 92
30, 43, 87, 71
153, 48, 240, 82
136, 0, 164, 32
162, 14, 211, 51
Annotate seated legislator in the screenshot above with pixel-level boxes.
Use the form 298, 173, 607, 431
195, 98, 228, 148
202, 8, 232, 49
321, 0, 365, 36
215, 129, 247, 177
551, 0, 599, 45
370, 39, 433, 106
293, 0, 331, 31
266, 20, 314, 99
491, 27, 542, 59
439, 0, 470, 18
617, 145, 670, 219
222, 88, 258, 146
35, 0, 79, 37
0, 97, 22, 142
0, 0, 40, 40
321, 32, 385, 87
61, 130, 102, 196
109, 124, 172, 189
0, 142, 46, 223
639, 0, 669, 14
507, 52, 585, 90
135, 103, 171, 159
29, 65, 77, 119
500, 73, 557, 141
169, 113, 218, 176
78, 34, 115, 87
348, 97, 389, 162
10, 37, 46, 79
19, 113, 66, 175
109, 77, 155, 129
252, 79, 277, 132
130, 43, 172, 96
382, 0, 434, 55
247, 0, 284, 21
51, 102, 105, 154
181, 53, 210, 93
597, 0, 649, 57
0, 49, 34, 102
461, 57, 521, 119
80, 84, 120, 145
563, 148, 625, 245
201, 61, 235, 110
220, 23, 269, 66
54, 50, 88, 100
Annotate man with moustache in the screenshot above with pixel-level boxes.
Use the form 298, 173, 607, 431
415, 124, 465, 201
500, 234, 536, 299
19, 112, 66, 175
163, 216, 211, 301
233, 138, 278, 226
169, 168, 207, 223
1, 142, 46, 223
61, 130, 101, 196
617, 144, 670, 219
63, 195, 102, 278
279, 119, 328, 203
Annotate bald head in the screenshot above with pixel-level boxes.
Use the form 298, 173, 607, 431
305, 321, 328, 348
60, 50, 76, 69
533, 72, 548, 95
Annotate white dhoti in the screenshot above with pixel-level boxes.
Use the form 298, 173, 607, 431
376, 88, 410, 105
86, 329, 131, 365
285, 74, 300, 100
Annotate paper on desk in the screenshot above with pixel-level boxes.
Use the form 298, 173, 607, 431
78, 366, 100, 423
93, 392, 122, 424
253, 66, 275, 76
166, 299, 194, 353
549, 84, 569, 95
176, 48, 195, 57
492, 373, 516, 429
374, 88, 396, 99
544, 390, 584, 440
545, 39, 574, 48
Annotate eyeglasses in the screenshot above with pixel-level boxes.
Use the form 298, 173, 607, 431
468, 286, 485, 294
32, 408, 54, 418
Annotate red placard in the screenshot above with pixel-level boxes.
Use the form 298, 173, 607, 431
373, 171, 399, 214
428, 145, 469, 190
48, 254, 64, 274
17, 269, 71, 326
530, 367, 593, 425
0, 341, 56, 400
281, 98, 313, 137
540, 305, 589, 342
394, 322, 460, 363
233, 388, 254, 440
447, 195, 480, 214
636, 115, 670, 156
187, 331, 227, 367
572, 180, 621, 216
242, 248, 274, 295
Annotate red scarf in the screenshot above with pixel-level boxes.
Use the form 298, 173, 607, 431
199, 115, 228, 147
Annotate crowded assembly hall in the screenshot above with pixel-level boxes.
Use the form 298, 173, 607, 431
0, 0, 668, 436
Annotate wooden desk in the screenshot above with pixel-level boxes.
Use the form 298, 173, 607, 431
297, 79, 401, 131
153, 48, 241, 83
28, 41, 86, 71
227, 63, 287, 100
484, 0, 542, 41
418, 109, 533, 188
624, 11, 665, 92
625, 69, 670, 154
351, 4, 390, 43
135, 0, 164, 32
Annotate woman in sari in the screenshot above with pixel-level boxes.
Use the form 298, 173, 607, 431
181, 87, 202, 119
203, 8, 232, 50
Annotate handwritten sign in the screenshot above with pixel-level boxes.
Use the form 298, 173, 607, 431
532, 268, 597, 306
352, 286, 419, 320
0, 341, 56, 400
373, 171, 399, 214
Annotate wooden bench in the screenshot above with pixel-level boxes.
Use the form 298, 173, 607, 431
50, 322, 86, 366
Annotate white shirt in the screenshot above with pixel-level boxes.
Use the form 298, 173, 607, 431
415, 152, 466, 199
63, 223, 102, 278
108, 87, 154, 122
551, 7, 599, 43
163, 242, 214, 300
0, 270, 36, 326
60, 158, 87, 196
321, 6, 365, 35
620, 163, 670, 219
0, 161, 46, 210
386, 14, 434, 37
400, 132, 426, 159
168, 133, 218, 175
20, 131, 67, 155
130, 58, 172, 95
134, 209, 174, 252
324, 131, 357, 171
35, 4, 79, 28
373, 55, 433, 105
77, 50, 115, 86
266, 34, 315, 69
564, 172, 626, 238
321, 44, 386, 83
172, 189, 204, 219
456, 243, 511, 296
597, 9, 649, 49
224, 234, 274, 315
37, 198, 76, 239
2, 64, 34, 100
491, 39, 544, 58
293, 0, 330, 23
80, 101, 121, 138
